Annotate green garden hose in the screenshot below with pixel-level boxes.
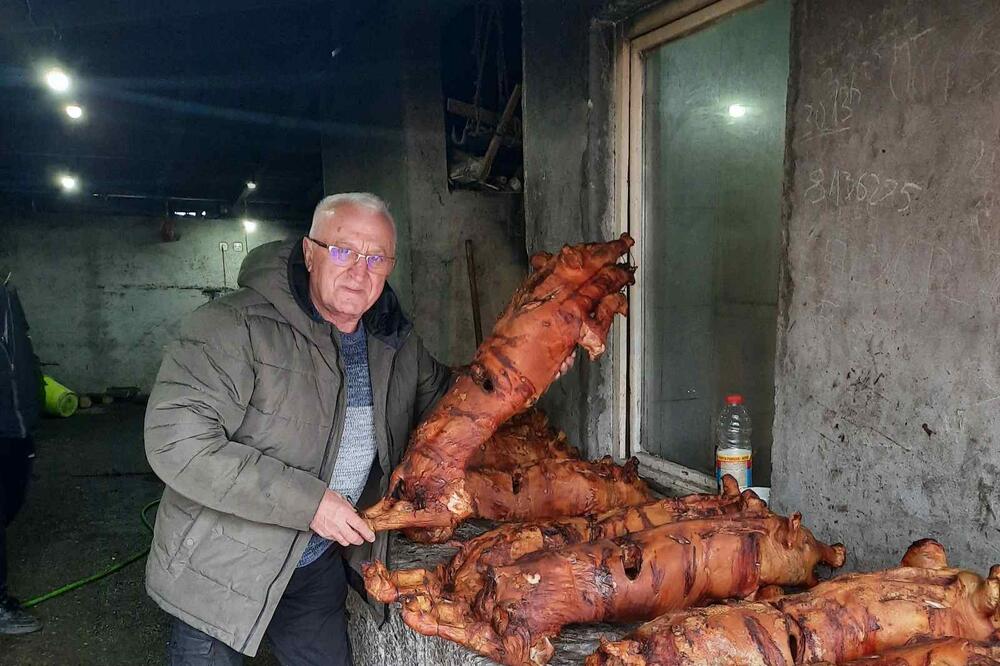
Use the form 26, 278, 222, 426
22, 499, 160, 609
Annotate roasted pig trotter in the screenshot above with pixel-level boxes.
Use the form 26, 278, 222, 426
363, 235, 635, 534
585, 602, 797, 666
475, 515, 845, 665
399, 593, 509, 664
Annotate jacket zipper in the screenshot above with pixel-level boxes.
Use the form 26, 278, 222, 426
379, 330, 409, 574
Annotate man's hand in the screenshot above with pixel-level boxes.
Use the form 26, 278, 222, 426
555, 351, 576, 379
309, 489, 376, 546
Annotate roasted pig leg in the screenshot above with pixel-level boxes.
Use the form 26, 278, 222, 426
363, 235, 635, 535
474, 515, 845, 665
399, 592, 509, 663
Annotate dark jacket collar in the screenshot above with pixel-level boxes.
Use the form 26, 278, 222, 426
239, 239, 412, 350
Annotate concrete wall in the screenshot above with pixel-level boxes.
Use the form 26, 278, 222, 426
521, 0, 624, 459
772, 0, 1000, 571
323, 0, 528, 368
0, 214, 299, 393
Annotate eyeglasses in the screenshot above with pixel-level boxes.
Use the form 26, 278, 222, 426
306, 237, 395, 276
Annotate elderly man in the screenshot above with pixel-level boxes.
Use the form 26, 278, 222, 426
144, 193, 450, 665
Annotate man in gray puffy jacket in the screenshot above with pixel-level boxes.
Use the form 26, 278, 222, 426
144, 193, 451, 665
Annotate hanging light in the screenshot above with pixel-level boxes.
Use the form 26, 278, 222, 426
44, 68, 71, 93
58, 174, 79, 192
65, 104, 84, 120
242, 219, 258, 233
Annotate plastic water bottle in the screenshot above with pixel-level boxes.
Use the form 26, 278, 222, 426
716, 394, 752, 492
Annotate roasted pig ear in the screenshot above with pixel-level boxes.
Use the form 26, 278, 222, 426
775, 513, 846, 571
529, 251, 553, 271
720, 473, 741, 497
901, 538, 949, 569
783, 513, 803, 548
753, 585, 785, 601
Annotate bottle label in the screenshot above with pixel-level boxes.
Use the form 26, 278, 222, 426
716, 447, 752, 491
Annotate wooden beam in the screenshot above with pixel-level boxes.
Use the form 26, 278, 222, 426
447, 98, 522, 140
478, 84, 522, 181
447, 99, 501, 126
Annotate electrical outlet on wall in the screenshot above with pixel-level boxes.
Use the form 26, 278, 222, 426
219, 242, 229, 251
233, 242, 244, 252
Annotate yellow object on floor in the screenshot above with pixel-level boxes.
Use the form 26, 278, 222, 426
43, 375, 78, 417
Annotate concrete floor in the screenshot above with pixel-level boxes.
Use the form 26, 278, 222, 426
0, 403, 279, 665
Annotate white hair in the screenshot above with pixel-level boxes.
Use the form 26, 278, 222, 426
309, 192, 396, 240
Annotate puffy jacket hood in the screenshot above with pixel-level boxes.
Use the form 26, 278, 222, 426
237, 239, 412, 349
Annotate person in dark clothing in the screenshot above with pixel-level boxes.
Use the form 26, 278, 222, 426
0, 279, 43, 635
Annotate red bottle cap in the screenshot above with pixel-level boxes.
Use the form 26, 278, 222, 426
725, 394, 744, 405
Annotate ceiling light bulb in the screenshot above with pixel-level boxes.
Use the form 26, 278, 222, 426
242, 219, 258, 233
58, 174, 78, 192
65, 104, 84, 120
45, 68, 71, 93
728, 103, 747, 118
246, 181, 257, 190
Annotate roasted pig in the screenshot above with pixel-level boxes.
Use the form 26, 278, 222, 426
364, 476, 764, 605
469, 514, 844, 665
363, 235, 635, 535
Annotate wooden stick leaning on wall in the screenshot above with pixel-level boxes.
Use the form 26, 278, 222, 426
466, 239, 484, 348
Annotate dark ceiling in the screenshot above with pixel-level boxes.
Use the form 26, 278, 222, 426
0, 0, 352, 219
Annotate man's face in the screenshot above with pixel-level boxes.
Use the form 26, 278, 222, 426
303, 204, 396, 326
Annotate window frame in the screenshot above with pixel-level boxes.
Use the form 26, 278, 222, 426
614, 0, 768, 494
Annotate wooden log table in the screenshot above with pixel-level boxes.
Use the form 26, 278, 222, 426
347, 522, 631, 666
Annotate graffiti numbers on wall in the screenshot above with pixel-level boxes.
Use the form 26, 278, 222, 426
804, 166, 922, 213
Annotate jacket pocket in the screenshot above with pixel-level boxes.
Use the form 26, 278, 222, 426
167, 509, 219, 577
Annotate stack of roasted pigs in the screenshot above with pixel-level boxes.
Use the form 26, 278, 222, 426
359, 236, 1000, 666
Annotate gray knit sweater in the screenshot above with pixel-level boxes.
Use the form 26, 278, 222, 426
297, 324, 377, 567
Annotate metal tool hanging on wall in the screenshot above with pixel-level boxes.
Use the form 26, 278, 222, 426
451, 0, 510, 147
